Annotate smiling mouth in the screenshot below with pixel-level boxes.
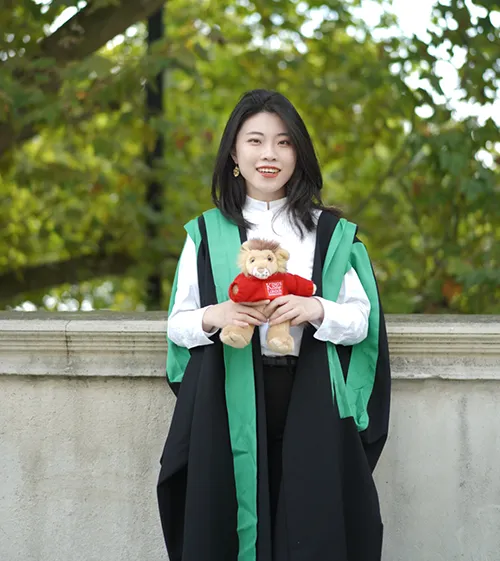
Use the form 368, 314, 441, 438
257, 167, 281, 175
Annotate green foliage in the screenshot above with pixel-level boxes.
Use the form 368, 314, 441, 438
0, 0, 499, 313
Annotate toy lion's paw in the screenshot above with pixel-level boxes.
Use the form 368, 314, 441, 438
220, 326, 253, 349
267, 334, 294, 355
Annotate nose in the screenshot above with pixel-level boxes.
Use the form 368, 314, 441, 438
261, 142, 277, 161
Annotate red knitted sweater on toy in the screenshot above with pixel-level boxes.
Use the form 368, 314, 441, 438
228, 272, 315, 303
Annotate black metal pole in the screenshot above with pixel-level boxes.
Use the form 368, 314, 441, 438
145, 7, 164, 310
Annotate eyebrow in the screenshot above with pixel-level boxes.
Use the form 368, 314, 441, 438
245, 131, 290, 137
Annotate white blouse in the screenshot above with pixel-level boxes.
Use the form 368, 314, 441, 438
167, 196, 371, 357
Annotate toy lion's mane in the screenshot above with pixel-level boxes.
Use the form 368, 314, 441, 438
238, 239, 288, 274
245, 239, 280, 252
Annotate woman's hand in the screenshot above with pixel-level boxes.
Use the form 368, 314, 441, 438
202, 300, 270, 331
265, 295, 324, 327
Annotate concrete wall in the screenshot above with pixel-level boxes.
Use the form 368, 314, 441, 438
0, 313, 499, 561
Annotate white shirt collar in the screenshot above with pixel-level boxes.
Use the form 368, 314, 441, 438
244, 195, 287, 212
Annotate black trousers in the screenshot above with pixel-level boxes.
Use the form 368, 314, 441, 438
262, 362, 297, 538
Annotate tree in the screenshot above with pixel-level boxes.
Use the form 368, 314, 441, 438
1, 0, 499, 313
0, 0, 166, 154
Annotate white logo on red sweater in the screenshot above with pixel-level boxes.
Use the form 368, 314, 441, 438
266, 281, 284, 297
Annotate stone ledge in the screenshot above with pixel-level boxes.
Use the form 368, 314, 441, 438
0, 312, 499, 380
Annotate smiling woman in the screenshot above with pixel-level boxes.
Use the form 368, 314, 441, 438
158, 89, 391, 561
231, 113, 297, 202
210, 89, 332, 238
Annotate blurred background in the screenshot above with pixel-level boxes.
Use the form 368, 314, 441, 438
0, 0, 498, 314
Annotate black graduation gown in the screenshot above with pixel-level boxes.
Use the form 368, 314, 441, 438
157, 210, 391, 561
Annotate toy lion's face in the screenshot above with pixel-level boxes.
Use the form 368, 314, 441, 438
238, 239, 289, 279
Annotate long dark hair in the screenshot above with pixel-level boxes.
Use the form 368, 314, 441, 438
211, 89, 341, 237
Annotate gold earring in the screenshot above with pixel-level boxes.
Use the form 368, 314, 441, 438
233, 165, 240, 178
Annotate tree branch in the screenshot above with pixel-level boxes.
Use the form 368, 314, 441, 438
0, 0, 166, 156
40, 0, 167, 63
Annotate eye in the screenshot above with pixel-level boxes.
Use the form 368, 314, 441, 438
248, 138, 260, 144
267, 256, 273, 261
279, 140, 291, 146
250, 257, 255, 263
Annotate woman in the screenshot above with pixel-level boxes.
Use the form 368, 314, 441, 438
158, 89, 391, 561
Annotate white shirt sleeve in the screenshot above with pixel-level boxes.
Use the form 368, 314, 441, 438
167, 235, 220, 349
310, 266, 371, 346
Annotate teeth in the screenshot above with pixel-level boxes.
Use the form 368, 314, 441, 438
258, 168, 280, 173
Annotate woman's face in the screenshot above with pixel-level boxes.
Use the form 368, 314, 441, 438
232, 112, 297, 202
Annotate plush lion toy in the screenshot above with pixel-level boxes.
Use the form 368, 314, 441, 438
220, 239, 316, 354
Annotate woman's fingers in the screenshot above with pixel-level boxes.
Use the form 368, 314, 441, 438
264, 296, 287, 316
270, 309, 301, 326
238, 313, 264, 326
242, 300, 270, 321
224, 297, 312, 328
268, 302, 293, 321
237, 306, 268, 323
245, 299, 270, 307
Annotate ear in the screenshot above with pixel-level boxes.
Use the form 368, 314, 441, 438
237, 243, 252, 274
231, 149, 238, 165
276, 248, 289, 262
